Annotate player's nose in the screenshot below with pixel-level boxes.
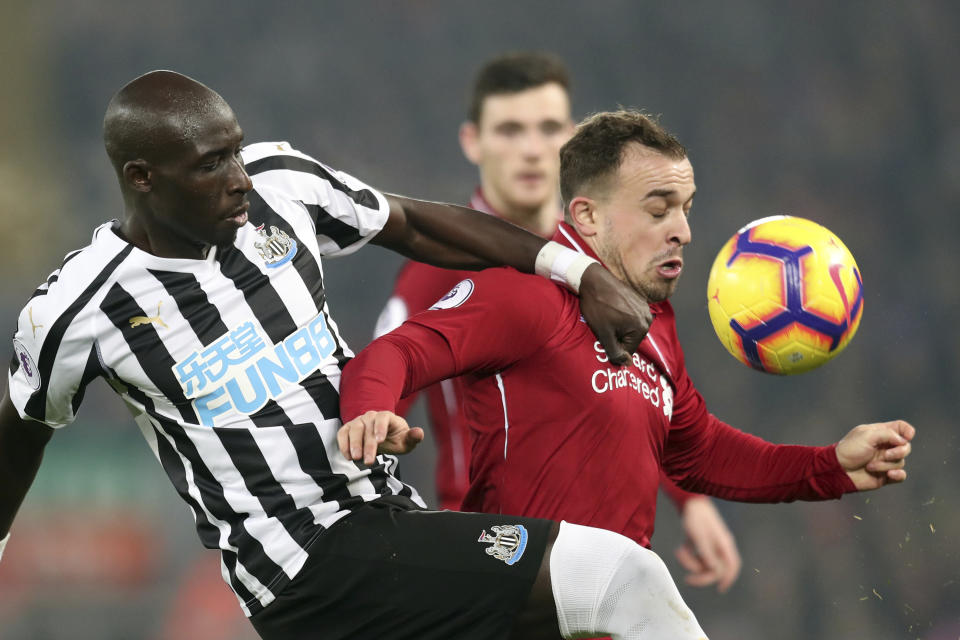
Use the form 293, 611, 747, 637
230, 154, 254, 194
670, 210, 692, 246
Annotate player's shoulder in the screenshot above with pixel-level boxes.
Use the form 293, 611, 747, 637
393, 260, 471, 301
241, 141, 385, 219
242, 141, 309, 165
431, 267, 569, 312
474, 265, 564, 292
241, 141, 345, 179
25, 222, 131, 315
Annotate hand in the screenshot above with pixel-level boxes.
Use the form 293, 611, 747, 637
674, 497, 742, 593
578, 263, 652, 365
835, 420, 915, 490
337, 410, 425, 465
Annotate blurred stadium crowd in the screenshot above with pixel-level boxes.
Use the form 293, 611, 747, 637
0, 1, 956, 638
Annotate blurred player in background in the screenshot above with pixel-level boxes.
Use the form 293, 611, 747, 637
1, 70, 723, 640
375, 51, 742, 593
340, 109, 916, 633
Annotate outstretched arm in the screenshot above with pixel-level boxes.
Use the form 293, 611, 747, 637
373, 195, 651, 364
664, 414, 915, 501
374, 195, 544, 271
0, 386, 53, 551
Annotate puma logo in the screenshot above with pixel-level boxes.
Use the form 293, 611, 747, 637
828, 264, 854, 325
130, 302, 168, 329
28, 307, 43, 338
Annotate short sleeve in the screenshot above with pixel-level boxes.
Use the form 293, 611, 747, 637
242, 141, 390, 257
9, 281, 98, 428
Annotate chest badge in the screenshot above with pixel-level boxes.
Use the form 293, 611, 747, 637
254, 224, 297, 268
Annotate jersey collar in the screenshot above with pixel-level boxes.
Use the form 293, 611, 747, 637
552, 221, 602, 262
552, 221, 664, 316
468, 188, 500, 217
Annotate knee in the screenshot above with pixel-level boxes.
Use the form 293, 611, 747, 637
548, 521, 706, 640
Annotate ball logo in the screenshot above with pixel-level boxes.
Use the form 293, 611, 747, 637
13, 339, 41, 392
429, 279, 475, 310
828, 263, 860, 326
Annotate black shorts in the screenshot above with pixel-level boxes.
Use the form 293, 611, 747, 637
250, 497, 554, 640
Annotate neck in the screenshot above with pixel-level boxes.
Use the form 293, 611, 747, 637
118, 210, 207, 260
478, 187, 560, 238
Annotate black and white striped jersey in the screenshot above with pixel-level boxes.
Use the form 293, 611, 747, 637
8, 141, 425, 616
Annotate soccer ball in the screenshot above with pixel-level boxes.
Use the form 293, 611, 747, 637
706, 215, 863, 375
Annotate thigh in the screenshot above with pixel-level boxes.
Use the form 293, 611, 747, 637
250, 504, 554, 640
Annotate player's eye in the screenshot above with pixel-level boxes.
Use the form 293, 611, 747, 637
495, 122, 523, 137
541, 121, 564, 135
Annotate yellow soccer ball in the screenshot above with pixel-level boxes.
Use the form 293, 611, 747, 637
706, 215, 863, 375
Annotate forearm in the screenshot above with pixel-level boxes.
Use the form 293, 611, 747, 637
0, 450, 45, 537
340, 323, 460, 423
0, 399, 53, 537
664, 418, 856, 502
375, 195, 546, 271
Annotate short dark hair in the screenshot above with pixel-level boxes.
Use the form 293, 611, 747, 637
468, 51, 570, 124
560, 110, 687, 210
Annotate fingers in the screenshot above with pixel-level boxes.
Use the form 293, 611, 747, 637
597, 328, 631, 365
363, 412, 391, 465
713, 535, 742, 593
689, 534, 723, 586
578, 264, 652, 365
868, 426, 908, 448
336, 411, 402, 465
865, 441, 911, 472
675, 543, 716, 587
885, 469, 907, 483
891, 419, 916, 442
881, 441, 912, 460
674, 543, 705, 573
403, 427, 425, 450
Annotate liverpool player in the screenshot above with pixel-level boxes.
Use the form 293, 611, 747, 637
375, 52, 742, 592
339, 110, 914, 631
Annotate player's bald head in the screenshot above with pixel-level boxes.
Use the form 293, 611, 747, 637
103, 70, 235, 171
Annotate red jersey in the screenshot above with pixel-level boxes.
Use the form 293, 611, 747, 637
375, 191, 697, 512
345, 222, 855, 546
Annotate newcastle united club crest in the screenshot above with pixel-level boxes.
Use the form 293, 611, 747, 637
254, 224, 297, 268
478, 524, 528, 565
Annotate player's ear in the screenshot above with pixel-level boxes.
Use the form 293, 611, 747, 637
568, 196, 600, 237
459, 121, 481, 165
123, 160, 152, 193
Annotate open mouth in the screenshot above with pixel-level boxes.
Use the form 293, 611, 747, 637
225, 202, 250, 226
517, 172, 545, 185
657, 258, 683, 279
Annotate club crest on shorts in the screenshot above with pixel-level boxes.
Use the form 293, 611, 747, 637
254, 224, 297, 268
478, 524, 528, 565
